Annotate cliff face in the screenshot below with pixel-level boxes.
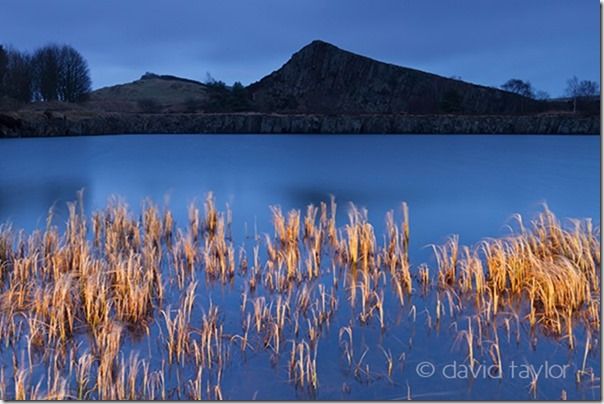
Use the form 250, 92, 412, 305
0, 111, 598, 137
248, 40, 542, 115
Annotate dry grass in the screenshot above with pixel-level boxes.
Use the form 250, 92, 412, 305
0, 195, 597, 399
289, 339, 318, 391
433, 207, 600, 342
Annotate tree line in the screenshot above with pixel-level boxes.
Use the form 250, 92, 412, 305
0, 43, 91, 104
202, 77, 252, 112
501, 77, 598, 105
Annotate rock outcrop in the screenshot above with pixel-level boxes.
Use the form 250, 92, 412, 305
248, 40, 543, 115
0, 111, 598, 137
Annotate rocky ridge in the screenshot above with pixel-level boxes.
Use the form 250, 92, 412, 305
0, 110, 598, 136
248, 40, 543, 115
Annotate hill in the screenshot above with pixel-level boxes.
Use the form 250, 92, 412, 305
248, 40, 542, 115
88, 73, 211, 113
1, 40, 598, 136
84, 40, 547, 116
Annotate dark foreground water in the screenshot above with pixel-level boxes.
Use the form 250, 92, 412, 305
0, 134, 600, 400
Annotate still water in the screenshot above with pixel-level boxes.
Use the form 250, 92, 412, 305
0, 134, 599, 249
0, 134, 600, 399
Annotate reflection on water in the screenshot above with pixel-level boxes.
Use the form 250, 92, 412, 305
0, 178, 92, 228
0, 134, 599, 400
0, 134, 599, 256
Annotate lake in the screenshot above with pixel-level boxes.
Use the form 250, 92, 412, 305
0, 134, 600, 400
1, 134, 599, 247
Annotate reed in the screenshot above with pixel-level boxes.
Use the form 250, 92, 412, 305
47, 273, 76, 344
434, 235, 459, 289
142, 200, 162, 252
528, 362, 539, 399
13, 365, 28, 401
95, 321, 123, 399
338, 325, 354, 366
303, 204, 319, 244
162, 208, 174, 248
162, 284, 195, 366
374, 291, 385, 330
0, 367, 5, 401
487, 322, 502, 379
112, 251, 154, 324
270, 206, 302, 281
230, 312, 251, 353
80, 259, 111, 329
0, 194, 597, 399
252, 297, 268, 333
103, 198, 142, 257
433, 208, 599, 337
454, 317, 475, 372
345, 205, 377, 273
418, 264, 430, 291
353, 346, 371, 383
379, 346, 394, 378
75, 352, 94, 400
45, 373, 68, 400
289, 339, 318, 391
0, 224, 14, 271
187, 366, 203, 400
188, 201, 200, 243
384, 204, 411, 293
192, 303, 223, 369
204, 192, 218, 238
173, 230, 197, 288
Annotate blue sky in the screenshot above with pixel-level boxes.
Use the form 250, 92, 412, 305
1, 0, 599, 96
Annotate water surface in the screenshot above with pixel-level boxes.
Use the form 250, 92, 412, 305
1, 134, 599, 249
0, 134, 600, 400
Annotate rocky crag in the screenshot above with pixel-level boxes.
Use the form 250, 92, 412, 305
248, 40, 543, 115
0, 110, 598, 137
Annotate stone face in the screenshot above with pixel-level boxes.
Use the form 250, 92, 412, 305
247, 40, 543, 115
0, 111, 598, 137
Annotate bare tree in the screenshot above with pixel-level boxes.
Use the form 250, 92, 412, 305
4, 47, 33, 102
501, 79, 535, 98
32, 44, 61, 101
57, 45, 91, 102
565, 76, 599, 112
32, 44, 91, 102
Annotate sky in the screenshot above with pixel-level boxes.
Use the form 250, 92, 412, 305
1, 0, 599, 96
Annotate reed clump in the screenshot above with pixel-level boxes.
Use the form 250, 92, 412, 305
270, 206, 302, 281
289, 339, 319, 391
383, 204, 412, 304
0, 193, 597, 399
433, 207, 600, 340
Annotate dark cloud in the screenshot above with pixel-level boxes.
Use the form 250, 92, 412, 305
0, 0, 598, 96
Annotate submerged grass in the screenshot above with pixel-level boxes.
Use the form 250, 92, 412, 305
435, 206, 600, 346
0, 194, 598, 399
